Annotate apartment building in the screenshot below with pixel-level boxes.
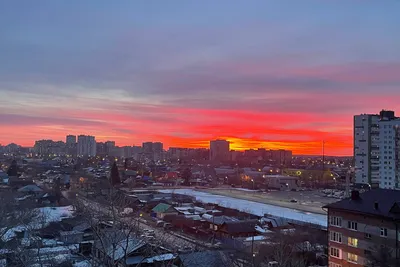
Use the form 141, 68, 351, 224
354, 114, 380, 186
324, 189, 400, 267
354, 110, 398, 188
379, 116, 400, 189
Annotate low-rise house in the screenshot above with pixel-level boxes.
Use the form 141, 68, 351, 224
59, 230, 84, 244
218, 219, 259, 239
151, 203, 178, 219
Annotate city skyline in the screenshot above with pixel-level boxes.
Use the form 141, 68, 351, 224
1, 1, 400, 156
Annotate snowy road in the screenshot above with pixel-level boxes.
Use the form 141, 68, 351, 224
159, 189, 327, 227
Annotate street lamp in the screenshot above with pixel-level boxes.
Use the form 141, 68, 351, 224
251, 179, 255, 190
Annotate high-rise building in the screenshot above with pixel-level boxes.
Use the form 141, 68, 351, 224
354, 113, 382, 187
66, 135, 76, 146
354, 110, 398, 188
34, 140, 66, 156
210, 139, 230, 162
142, 142, 153, 154
66, 135, 77, 156
141, 142, 164, 161
96, 142, 106, 156
379, 112, 400, 189
105, 141, 116, 155
77, 135, 96, 157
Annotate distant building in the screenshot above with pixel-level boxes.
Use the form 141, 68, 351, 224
66, 135, 76, 156
96, 142, 106, 156
77, 135, 96, 157
269, 149, 292, 166
210, 140, 230, 162
66, 135, 76, 146
34, 140, 65, 156
324, 189, 400, 266
105, 141, 116, 155
142, 142, 164, 161
354, 110, 398, 188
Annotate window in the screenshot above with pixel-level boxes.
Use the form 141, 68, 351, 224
348, 237, 358, 247
330, 247, 341, 259
348, 253, 358, 263
329, 263, 341, 267
330, 231, 342, 243
330, 216, 342, 227
381, 228, 388, 237
348, 221, 358, 231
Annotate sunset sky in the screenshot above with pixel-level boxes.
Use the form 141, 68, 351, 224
1, 1, 399, 155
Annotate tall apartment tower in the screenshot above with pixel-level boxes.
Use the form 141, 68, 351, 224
77, 135, 96, 157
209, 139, 230, 162
354, 110, 398, 188
354, 114, 380, 187
378, 111, 400, 189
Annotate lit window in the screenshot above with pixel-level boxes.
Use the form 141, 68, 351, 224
348, 253, 358, 263
381, 228, 388, 237
348, 237, 358, 247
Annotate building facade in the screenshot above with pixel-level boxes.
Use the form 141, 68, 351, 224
210, 139, 230, 162
66, 135, 76, 156
354, 114, 380, 186
354, 110, 398, 188
325, 189, 400, 267
77, 135, 96, 157
379, 115, 400, 189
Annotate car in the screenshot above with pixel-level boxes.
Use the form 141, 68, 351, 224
290, 199, 298, 203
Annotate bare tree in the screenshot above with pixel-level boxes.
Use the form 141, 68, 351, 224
73, 185, 176, 267
365, 244, 400, 267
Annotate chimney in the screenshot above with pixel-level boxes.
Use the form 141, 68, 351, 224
374, 202, 379, 210
351, 190, 360, 200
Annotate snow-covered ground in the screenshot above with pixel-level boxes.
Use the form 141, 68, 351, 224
159, 189, 327, 227
2, 206, 75, 242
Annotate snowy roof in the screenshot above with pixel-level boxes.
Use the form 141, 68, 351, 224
17, 184, 43, 192
2, 205, 75, 242
244, 236, 268, 242
255, 225, 273, 234
73, 260, 92, 267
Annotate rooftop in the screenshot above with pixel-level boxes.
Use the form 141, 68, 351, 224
323, 189, 400, 220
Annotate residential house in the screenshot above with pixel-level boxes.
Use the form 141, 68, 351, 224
151, 203, 178, 219
218, 219, 259, 239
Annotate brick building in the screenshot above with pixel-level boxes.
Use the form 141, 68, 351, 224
324, 189, 400, 267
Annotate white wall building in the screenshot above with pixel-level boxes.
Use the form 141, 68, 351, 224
354, 114, 380, 186
379, 118, 400, 189
354, 110, 399, 188
77, 135, 96, 157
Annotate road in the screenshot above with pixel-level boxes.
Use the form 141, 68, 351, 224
198, 188, 335, 215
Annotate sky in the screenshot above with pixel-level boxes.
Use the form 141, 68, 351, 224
1, 1, 399, 155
